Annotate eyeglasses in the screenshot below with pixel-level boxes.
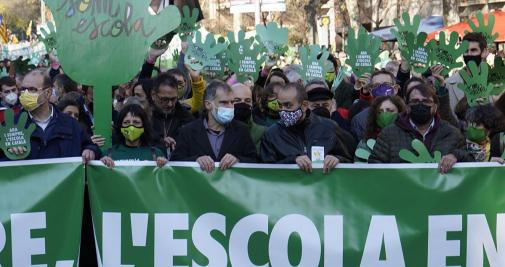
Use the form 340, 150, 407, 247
19, 86, 45, 93
156, 95, 177, 104
409, 98, 434, 106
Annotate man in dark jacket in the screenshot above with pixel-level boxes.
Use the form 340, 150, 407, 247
369, 83, 473, 173
260, 83, 354, 173
172, 80, 257, 172
5, 69, 100, 161
151, 73, 194, 155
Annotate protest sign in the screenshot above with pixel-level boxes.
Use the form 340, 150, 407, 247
458, 61, 494, 106
0, 109, 36, 160
185, 32, 227, 71
298, 45, 332, 82
391, 12, 421, 49
399, 139, 442, 163
255, 22, 289, 56
346, 27, 381, 77
467, 11, 499, 48
429, 31, 469, 76
400, 32, 434, 74
227, 30, 266, 83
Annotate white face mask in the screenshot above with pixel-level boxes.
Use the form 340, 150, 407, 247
4, 92, 18, 106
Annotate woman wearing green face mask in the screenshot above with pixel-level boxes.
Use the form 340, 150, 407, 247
100, 104, 168, 168
355, 96, 406, 162
465, 105, 505, 164
252, 82, 283, 127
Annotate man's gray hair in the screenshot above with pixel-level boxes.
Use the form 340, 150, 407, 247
306, 79, 329, 90
25, 68, 52, 88
283, 64, 302, 83
203, 80, 233, 102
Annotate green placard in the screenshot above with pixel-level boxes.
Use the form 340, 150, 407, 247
429, 31, 469, 76
355, 139, 376, 162
44, 0, 181, 150
345, 27, 381, 77
458, 61, 494, 106
175, 5, 201, 42
38, 22, 57, 54
400, 32, 434, 74
466, 11, 499, 48
298, 45, 332, 82
399, 139, 441, 163
185, 32, 227, 71
255, 22, 289, 56
0, 109, 36, 160
391, 12, 421, 49
227, 30, 266, 83
489, 56, 505, 95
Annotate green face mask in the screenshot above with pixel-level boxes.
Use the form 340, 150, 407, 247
267, 99, 279, 112
121, 126, 145, 142
467, 126, 487, 143
377, 112, 398, 128
325, 71, 336, 82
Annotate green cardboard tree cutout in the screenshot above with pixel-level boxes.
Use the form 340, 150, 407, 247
466, 11, 499, 48
45, 0, 181, 149
203, 37, 229, 79
400, 32, 434, 74
489, 56, 505, 95
346, 27, 381, 77
227, 31, 266, 83
458, 61, 494, 106
255, 22, 289, 56
175, 5, 200, 42
355, 139, 376, 162
391, 12, 421, 48
298, 45, 332, 82
399, 139, 442, 163
185, 31, 227, 71
39, 22, 57, 54
0, 109, 36, 160
429, 31, 469, 76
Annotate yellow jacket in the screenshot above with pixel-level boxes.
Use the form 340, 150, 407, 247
182, 75, 205, 114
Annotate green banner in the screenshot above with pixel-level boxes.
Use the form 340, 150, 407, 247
88, 162, 505, 267
0, 158, 85, 267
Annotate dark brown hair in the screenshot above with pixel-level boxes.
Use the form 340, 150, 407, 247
365, 95, 406, 139
463, 32, 487, 52
406, 83, 439, 105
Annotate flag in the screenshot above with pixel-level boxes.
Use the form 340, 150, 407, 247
0, 15, 8, 43
26, 20, 32, 37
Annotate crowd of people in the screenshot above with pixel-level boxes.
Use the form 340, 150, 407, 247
1, 31, 505, 174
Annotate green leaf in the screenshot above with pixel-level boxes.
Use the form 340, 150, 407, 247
345, 27, 381, 77
466, 11, 499, 48
227, 31, 266, 83
457, 62, 494, 106
399, 139, 441, 163
429, 31, 469, 76
255, 22, 289, 56
185, 32, 227, 71
400, 32, 434, 74
0, 109, 36, 160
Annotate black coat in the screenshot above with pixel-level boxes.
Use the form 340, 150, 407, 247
260, 114, 354, 164
151, 102, 194, 147
172, 118, 258, 163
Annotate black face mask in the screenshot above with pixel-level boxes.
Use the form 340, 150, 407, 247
409, 104, 433, 125
234, 102, 252, 123
312, 107, 331, 118
463, 55, 482, 67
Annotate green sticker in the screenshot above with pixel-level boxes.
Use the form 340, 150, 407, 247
175, 5, 200, 42
345, 27, 381, 77
489, 56, 505, 95
399, 139, 442, 163
429, 31, 469, 76
227, 31, 265, 83
466, 11, 499, 48
0, 109, 36, 160
391, 12, 421, 48
185, 32, 227, 71
400, 32, 434, 74
298, 45, 332, 82
457, 61, 494, 106
355, 139, 376, 162
38, 22, 57, 54
45, 0, 181, 150
255, 22, 288, 56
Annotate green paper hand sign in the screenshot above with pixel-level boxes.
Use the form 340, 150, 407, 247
429, 31, 469, 75
12, 57, 36, 76
391, 12, 421, 48
45, 0, 181, 149
185, 32, 227, 71
203, 37, 229, 79
400, 32, 434, 74
298, 45, 332, 82
466, 11, 499, 48
39, 22, 57, 54
489, 56, 505, 95
331, 66, 347, 92
346, 27, 381, 77
176, 5, 200, 42
255, 22, 289, 56
399, 139, 442, 163
0, 109, 36, 160
227, 31, 266, 83
458, 61, 494, 106
355, 139, 376, 162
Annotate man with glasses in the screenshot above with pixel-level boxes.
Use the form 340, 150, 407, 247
151, 73, 194, 157
2, 68, 100, 162
369, 83, 473, 173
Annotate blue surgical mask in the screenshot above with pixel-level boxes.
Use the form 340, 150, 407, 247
213, 107, 234, 124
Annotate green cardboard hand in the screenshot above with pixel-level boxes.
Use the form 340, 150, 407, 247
203, 38, 229, 79
346, 27, 381, 77
399, 139, 442, 163
458, 61, 494, 106
255, 22, 289, 56
391, 12, 421, 48
298, 45, 332, 82
39, 22, 57, 54
489, 56, 505, 95
0, 109, 36, 160
429, 31, 469, 75
175, 5, 200, 42
331, 66, 347, 92
355, 139, 376, 162
466, 11, 499, 48
227, 31, 265, 83
185, 32, 227, 71
400, 32, 434, 74
12, 57, 36, 76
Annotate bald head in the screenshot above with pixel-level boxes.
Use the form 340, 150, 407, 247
232, 83, 252, 106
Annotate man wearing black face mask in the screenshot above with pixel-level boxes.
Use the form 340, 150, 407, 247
232, 83, 266, 153
260, 83, 354, 173
369, 84, 473, 173
446, 32, 488, 112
